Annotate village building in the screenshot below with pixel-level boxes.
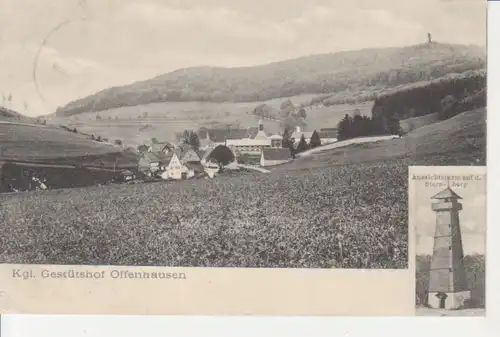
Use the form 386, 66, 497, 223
260, 148, 293, 167
290, 126, 314, 145
318, 128, 338, 144
196, 126, 259, 148
225, 120, 284, 155
147, 142, 173, 154
160, 144, 204, 180
138, 152, 171, 176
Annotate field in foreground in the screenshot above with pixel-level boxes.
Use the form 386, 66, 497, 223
1, 159, 408, 268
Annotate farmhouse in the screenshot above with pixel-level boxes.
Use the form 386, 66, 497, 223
196, 126, 259, 148
225, 120, 283, 155
160, 144, 204, 180
260, 148, 293, 167
318, 128, 338, 144
138, 152, 163, 175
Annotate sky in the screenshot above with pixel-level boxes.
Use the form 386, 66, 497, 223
0, 0, 487, 116
414, 171, 487, 255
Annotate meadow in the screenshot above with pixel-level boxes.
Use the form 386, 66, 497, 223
0, 123, 121, 161
50, 98, 371, 148
0, 159, 408, 268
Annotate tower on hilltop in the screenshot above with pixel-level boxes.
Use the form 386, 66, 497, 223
427, 186, 470, 310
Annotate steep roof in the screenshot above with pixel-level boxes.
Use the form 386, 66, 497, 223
140, 152, 160, 163
149, 142, 173, 153
173, 143, 200, 161
431, 187, 463, 200
262, 148, 292, 161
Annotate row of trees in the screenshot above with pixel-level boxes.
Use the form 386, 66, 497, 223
281, 127, 322, 154
337, 112, 402, 141
252, 100, 307, 120
372, 70, 486, 121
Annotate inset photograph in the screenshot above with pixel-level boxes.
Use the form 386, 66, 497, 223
411, 166, 486, 316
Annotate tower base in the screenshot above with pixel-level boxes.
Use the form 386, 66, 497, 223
428, 291, 471, 310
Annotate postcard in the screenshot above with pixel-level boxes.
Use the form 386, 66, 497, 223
0, 0, 486, 315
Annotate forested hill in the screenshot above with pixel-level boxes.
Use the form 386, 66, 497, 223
55, 42, 486, 117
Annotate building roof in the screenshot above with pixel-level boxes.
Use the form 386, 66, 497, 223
184, 162, 205, 173
198, 127, 259, 143
149, 142, 173, 153
291, 131, 314, 140
269, 134, 283, 140
431, 187, 463, 200
140, 152, 161, 163
318, 129, 338, 139
261, 148, 292, 161
173, 143, 200, 161
253, 130, 268, 140
226, 138, 271, 146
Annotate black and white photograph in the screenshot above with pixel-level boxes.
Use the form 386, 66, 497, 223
411, 166, 486, 317
0, 0, 486, 273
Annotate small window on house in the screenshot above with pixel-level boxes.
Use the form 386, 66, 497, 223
449, 268, 453, 272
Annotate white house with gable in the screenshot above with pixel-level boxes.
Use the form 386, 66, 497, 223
160, 144, 204, 180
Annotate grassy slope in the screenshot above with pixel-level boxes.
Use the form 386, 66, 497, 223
400, 113, 439, 133
55, 43, 485, 116
0, 123, 137, 166
283, 107, 485, 171
0, 107, 35, 123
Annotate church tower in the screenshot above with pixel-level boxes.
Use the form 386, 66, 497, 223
254, 119, 268, 140
427, 186, 470, 310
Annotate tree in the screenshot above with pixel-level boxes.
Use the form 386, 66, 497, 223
114, 139, 122, 146
297, 108, 307, 119
72, 128, 77, 133
253, 103, 273, 118
143, 111, 148, 118
282, 127, 296, 158
182, 130, 200, 150
309, 130, 321, 148
151, 137, 158, 144
337, 114, 353, 141
137, 144, 149, 152
279, 99, 295, 118
206, 145, 235, 170
189, 131, 200, 150
282, 127, 293, 149
296, 134, 309, 153
96, 114, 102, 120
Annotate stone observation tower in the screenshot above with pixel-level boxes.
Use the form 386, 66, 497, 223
427, 186, 470, 309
